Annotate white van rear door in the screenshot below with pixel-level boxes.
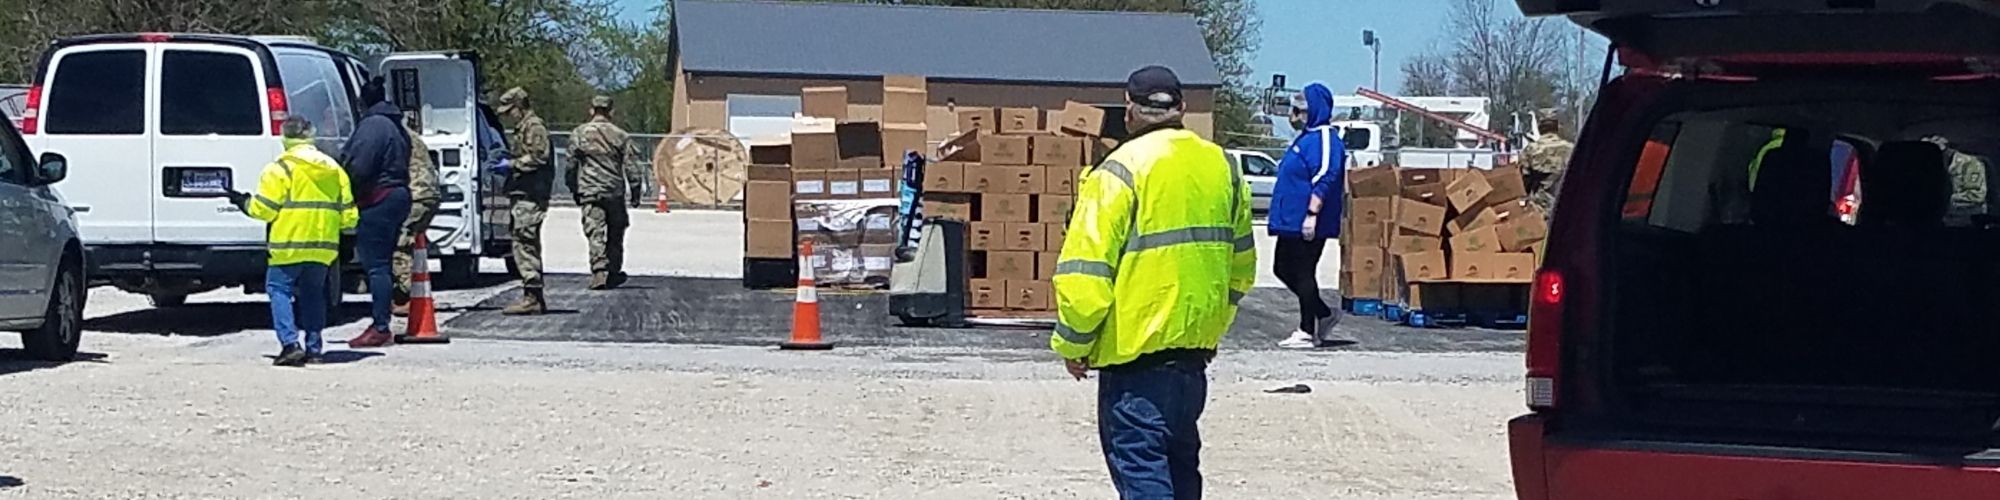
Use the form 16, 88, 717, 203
151, 45, 281, 245
31, 44, 154, 244
381, 53, 484, 254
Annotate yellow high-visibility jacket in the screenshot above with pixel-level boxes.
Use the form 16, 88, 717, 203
1051, 127, 1256, 368
247, 140, 359, 266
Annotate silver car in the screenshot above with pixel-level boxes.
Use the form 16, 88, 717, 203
0, 114, 84, 361
1225, 149, 1279, 214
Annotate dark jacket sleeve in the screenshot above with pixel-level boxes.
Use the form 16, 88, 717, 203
340, 115, 411, 198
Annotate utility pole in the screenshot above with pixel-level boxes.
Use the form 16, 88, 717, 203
1362, 30, 1382, 91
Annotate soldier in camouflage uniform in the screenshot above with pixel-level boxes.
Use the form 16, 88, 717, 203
392, 114, 440, 317
568, 95, 635, 290
1930, 135, 1989, 226
496, 87, 554, 315
1520, 108, 1576, 220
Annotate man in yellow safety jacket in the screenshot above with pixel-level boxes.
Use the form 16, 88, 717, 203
1051, 66, 1256, 499
231, 117, 359, 367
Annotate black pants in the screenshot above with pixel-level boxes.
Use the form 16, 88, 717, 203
1273, 236, 1332, 335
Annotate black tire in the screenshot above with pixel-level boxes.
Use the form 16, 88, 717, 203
22, 257, 84, 361
441, 256, 479, 288
148, 292, 187, 308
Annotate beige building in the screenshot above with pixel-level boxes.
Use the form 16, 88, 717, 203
669, 0, 1223, 143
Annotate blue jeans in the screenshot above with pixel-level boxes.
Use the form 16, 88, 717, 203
1099, 356, 1210, 500
267, 263, 329, 354
357, 187, 412, 330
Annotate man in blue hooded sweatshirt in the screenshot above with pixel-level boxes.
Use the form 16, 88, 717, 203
1269, 83, 1346, 349
339, 77, 413, 348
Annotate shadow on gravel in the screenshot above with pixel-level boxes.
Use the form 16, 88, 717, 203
261, 350, 383, 365
86, 302, 370, 337
0, 475, 21, 488
0, 350, 108, 377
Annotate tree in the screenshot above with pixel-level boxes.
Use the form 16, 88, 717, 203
1396, 0, 1585, 139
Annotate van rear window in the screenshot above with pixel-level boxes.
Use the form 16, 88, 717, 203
160, 51, 263, 136
45, 50, 145, 135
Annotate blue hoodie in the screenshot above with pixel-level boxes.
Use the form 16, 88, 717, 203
1269, 83, 1346, 239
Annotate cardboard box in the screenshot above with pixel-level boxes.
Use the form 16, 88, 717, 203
1348, 166, 1399, 198
964, 165, 1007, 193
1006, 280, 1052, 310
1450, 226, 1503, 254
939, 129, 982, 162
883, 87, 928, 125
969, 222, 1001, 250
750, 144, 791, 165
924, 194, 973, 222
1046, 166, 1077, 195
1491, 199, 1542, 223
835, 122, 881, 159
746, 220, 795, 259
1038, 252, 1060, 280
1038, 194, 1073, 223
861, 210, 899, 245
1004, 223, 1045, 252
988, 251, 1036, 280
1398, 251, 1450, 282
825, 170, 861, 199
1055, 101, 1107, 137
1349, 221, 1387, 246
791, 130, 839, 170
838, 156, 882, 171
1402, 181, 1446, 205
924, 162, 964, 192
1348, 196, 1395, 224
1004, 166, 1045, 195
981, 134, 1031, 165
999, 107, 1040, 134
801, 86, 848, 120
1496, 215, 1548, 252
883, 74, 926, 90
1032, 135, 1084, 166
1389, 235, 1441, 255
1484, 166, 1529, 203
1449, 207, 1501, 235
1396, 198, 1448, 236
1400, 168, 1450, 190
1347, 247, 1387, 299
745, 181, 792, 221
1453, 252, 1537, 282
748, 165, 791, 182
860, 169, 898, 197
970, 279, 1005, 309
860, 243, 897, 281
792, 170, 828, 200
958, 107, 996, 134
982, 194, 1032, 222
1446, 171, 1495, 211
881, 123, 928, 159
1046, 223, 1067, 253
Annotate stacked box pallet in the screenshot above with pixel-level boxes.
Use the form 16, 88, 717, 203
925, 101, 1108, 316
1340, 165, 1548, 317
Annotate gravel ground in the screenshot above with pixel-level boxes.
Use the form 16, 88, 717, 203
0, 207, 1522, 499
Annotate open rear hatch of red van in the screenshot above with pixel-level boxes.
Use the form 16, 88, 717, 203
1524, 0, 2000, 75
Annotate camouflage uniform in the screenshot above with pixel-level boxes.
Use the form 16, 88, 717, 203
568, 96, 634, 288
1522, 130, 1576, 218
394, 120, 441, 304
498, 87, 553, 314
1947, 149, 1989, 226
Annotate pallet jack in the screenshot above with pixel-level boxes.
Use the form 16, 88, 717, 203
888, 220, 970, 328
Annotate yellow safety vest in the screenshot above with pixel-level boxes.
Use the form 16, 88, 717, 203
247, 141, 359, 266
1051, 127, 1257, 368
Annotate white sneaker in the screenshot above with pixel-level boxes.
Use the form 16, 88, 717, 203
1278, 330, 1317, 349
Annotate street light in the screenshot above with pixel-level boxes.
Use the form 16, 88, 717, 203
1362, 30, 1382, 92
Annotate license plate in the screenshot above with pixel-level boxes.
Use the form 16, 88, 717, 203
179, 169, 232, 196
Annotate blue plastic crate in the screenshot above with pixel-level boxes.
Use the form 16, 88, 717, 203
1381, 304, 1408, 323
1407, 310, 1470, 329
1345, 298, 1384, 317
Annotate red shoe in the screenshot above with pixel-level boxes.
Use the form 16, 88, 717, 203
347, 327, 394, 348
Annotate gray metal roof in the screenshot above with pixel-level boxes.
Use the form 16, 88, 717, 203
673, 0, 1224, 88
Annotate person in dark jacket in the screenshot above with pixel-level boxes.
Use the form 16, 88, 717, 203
340, 78, 413, 348
1268, 82, 1346, 349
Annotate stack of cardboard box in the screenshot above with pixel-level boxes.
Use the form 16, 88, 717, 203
920, 101, 1108, 315
1341, 165, 1548, 314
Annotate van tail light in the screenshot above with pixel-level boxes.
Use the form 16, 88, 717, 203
21, 85, 41, 134
137, 33, 173, 43
1526, 268, 1565, 411
266, 87, 289, 136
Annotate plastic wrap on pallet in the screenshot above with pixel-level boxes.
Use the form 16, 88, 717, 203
795, 198, 900, 286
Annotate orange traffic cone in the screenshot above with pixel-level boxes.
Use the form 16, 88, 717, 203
396, 234, 450, 344
781, 241, 831, 350
655, 192, 670, 214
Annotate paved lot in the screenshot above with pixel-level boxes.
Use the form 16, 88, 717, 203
0, 207, 1524, 499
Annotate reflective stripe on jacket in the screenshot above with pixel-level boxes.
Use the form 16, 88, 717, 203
248, 141, 360, 266
1051, 127, 1257, 368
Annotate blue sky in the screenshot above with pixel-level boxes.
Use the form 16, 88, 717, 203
615, 0, 1587, 94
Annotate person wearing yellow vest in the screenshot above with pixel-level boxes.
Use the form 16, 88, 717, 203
1051, 66, 1256, 499
229, 117, 359, 366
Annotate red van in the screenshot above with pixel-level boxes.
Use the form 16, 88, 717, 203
1511, 1, 2000, 498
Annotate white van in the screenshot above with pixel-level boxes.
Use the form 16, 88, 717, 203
379, 51, 511, 283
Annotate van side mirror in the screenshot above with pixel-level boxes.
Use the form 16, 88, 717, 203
36, 152, 67, 185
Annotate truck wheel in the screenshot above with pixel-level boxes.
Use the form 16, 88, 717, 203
441, 256, 479, 288
148, 292, 188, 308
22, 259, 84, 361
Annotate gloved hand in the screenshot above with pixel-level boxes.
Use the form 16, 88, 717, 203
225, 191, 252, 212
1302, 214, 1318, 241
489, 158, 512, 177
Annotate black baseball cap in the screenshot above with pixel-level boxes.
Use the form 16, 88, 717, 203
1126, 65, 1183, 110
